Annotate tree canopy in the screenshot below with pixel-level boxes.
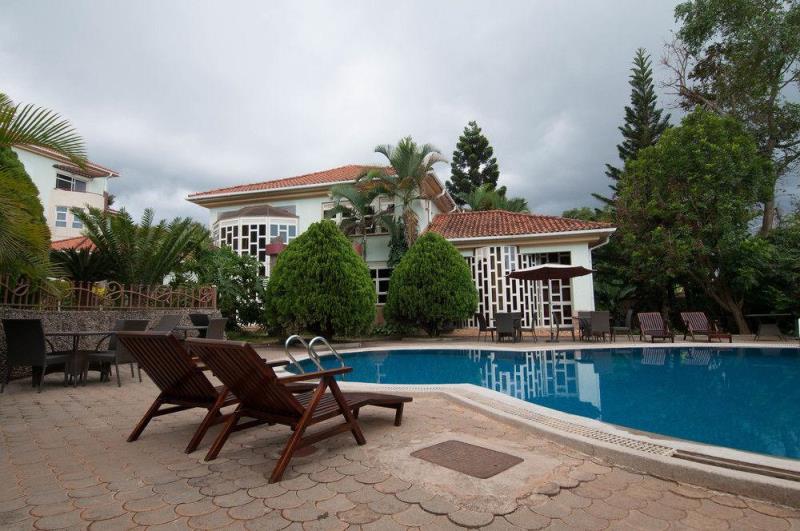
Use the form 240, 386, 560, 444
458, 183, 529, 212
446, 121, 501, 205
667, 0, 800, 234
616, 108, 773, 332
596, 48, 670, 206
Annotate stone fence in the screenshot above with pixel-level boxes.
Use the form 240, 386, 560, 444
0, 308, 221, 381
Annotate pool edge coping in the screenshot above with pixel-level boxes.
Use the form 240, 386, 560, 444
281, 342, 800, 507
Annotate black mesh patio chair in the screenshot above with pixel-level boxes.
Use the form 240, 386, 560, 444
496, 313, 517, 343
189, 313, 210, 338
89, 319, 150, 386
151, 314, 182, 332
1, 319, 71, 393
590, 311, 611, 342
476, 314, 495, 342
205, 318, 227, 340
612, 309, 635, 341
577, 311, 592, 341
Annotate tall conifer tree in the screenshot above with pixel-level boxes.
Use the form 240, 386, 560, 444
595, 48, 670, 205
446, 121, 500, 206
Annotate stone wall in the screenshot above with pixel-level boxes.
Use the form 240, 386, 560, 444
0, 308, 221, 381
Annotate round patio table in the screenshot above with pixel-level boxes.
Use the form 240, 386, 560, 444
45, 330, 113, 387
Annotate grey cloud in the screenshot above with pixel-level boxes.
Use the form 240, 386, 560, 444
2, 0, 699, 222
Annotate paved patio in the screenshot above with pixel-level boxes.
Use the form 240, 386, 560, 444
1, 369, 799, 530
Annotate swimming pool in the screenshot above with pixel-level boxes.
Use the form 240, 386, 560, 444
295, 346, 800, 459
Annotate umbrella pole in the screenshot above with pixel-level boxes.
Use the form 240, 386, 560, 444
546, 279, 559, 343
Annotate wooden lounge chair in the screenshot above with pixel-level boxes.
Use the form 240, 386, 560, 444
115, 331, 240, 454
680, 312, 732, 343
187, 338, 412, 483
637, 312, 675, 343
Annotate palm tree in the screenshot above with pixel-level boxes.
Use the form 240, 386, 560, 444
73, 207, 208, 285
458, 183, 529, 212
328, 183, 381, 259
0, 92, 86, 165
0, 91, 87, 279
360, 137, 447, 246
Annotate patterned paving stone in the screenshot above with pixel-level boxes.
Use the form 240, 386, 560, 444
448, 509, 494, 528
249, 483, 289, 500
243, 511, 292, 530
265, 491, 305, 510
420, 495, 459, 515
309, 469, 345, 484
131, 505, 180, 526
33, 509, 85, 530
530, 499, 572, 519
213, 489, 254, 508
228, 499, 271, 520
502, 506, 552, 530
80, 501, 128, 521
338, 504, 382, 524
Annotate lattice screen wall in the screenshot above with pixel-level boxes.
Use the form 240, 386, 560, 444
465, 246, 574, 329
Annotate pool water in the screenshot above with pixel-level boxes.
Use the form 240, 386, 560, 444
295, 347, 800, 459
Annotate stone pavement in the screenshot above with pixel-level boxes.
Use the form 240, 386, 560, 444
1, 373, 799, 530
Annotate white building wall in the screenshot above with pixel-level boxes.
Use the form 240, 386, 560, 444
12, 147, 109, 239
519, 241, 596, 312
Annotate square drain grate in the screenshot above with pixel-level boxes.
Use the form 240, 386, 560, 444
411, 440, 523, 479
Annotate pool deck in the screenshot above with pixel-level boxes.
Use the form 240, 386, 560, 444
1, 338, 799, 530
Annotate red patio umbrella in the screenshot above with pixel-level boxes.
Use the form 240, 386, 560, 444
507, 264, 594, 342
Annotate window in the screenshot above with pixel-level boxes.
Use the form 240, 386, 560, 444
72, 210, 84, 229
56, 174, 87, 192
370, 268, 392, 304
55, 206, 68, 227
270, 223, 297, 244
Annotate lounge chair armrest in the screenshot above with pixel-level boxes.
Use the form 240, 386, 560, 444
45, 338, 58, 352
265, 359, 291, 368
279, 366, 352, 383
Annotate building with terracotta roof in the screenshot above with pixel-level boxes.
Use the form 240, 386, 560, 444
188, 166, 614, 330
12, 145, 119, 240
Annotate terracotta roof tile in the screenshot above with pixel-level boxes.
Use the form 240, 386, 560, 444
426, 210, 613, 239
50, 236, 95, 251
189, 165, 383, 199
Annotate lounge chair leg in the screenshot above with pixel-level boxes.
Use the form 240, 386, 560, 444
328, 377, 366, 446
270, 383, 328, 483
115, 360, 122, 387
394, 403, 404, 426
38, 363, 46, 393
128, 396, 163, 442
205, 409, 241, 461
352, 408, 359, 419
1, 365, 11, 393
186, 390, 229, 454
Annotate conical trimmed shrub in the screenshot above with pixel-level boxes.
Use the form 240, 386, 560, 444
385, 231, 478, 336
265, 220, 375, 338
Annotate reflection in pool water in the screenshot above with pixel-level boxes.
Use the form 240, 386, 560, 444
294, 347, 800, 459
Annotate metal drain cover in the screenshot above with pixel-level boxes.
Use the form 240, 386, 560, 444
411, 440, 523, 479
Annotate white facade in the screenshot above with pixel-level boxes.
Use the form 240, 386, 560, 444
188, 167, 614, 329
12, 146, 117, 240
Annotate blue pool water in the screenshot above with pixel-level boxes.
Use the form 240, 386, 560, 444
295, 347, 800, 459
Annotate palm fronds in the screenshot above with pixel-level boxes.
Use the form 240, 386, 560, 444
458, 183, 529, 212
0, 92, 87, 166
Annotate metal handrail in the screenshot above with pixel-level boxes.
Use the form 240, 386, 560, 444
308, 336, 346, 367
284, 335, 322, 372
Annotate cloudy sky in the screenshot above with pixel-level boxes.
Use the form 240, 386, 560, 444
2, 1, 726, 222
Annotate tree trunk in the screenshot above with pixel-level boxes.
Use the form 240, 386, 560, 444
403, 209, 419, 246
760, 197, 776, 236
713, 289, 751, 335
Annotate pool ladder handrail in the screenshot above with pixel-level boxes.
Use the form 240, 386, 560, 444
284, 335, 323, 373
308, 336, 346, 368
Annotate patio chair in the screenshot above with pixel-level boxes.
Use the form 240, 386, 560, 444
187, 338, 412, 483
521, 310, 539, 342
577, 311, 592, 341
1, 319, 71, 393
88, 319, 150, 386
189, 313, 210, 338
496, 313, 517, 342
680, 312, 732, 343
637, 312, 675, 343
590, 311, 611, 342
475, 314, 495, 342
115, 331, 241, 454
205, 318, 227, 340
150, 314, 182, 332
612, 309, 634, 341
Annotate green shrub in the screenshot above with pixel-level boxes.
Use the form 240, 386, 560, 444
384, 231, 478, 336
264, 220, 375, 338
0, 146, 50, 277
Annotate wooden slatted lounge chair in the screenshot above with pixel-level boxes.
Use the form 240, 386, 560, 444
115, 331, 240, 454
637, 312, 675, 343
680, 312, 733, 343
187, 338, 412, 483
